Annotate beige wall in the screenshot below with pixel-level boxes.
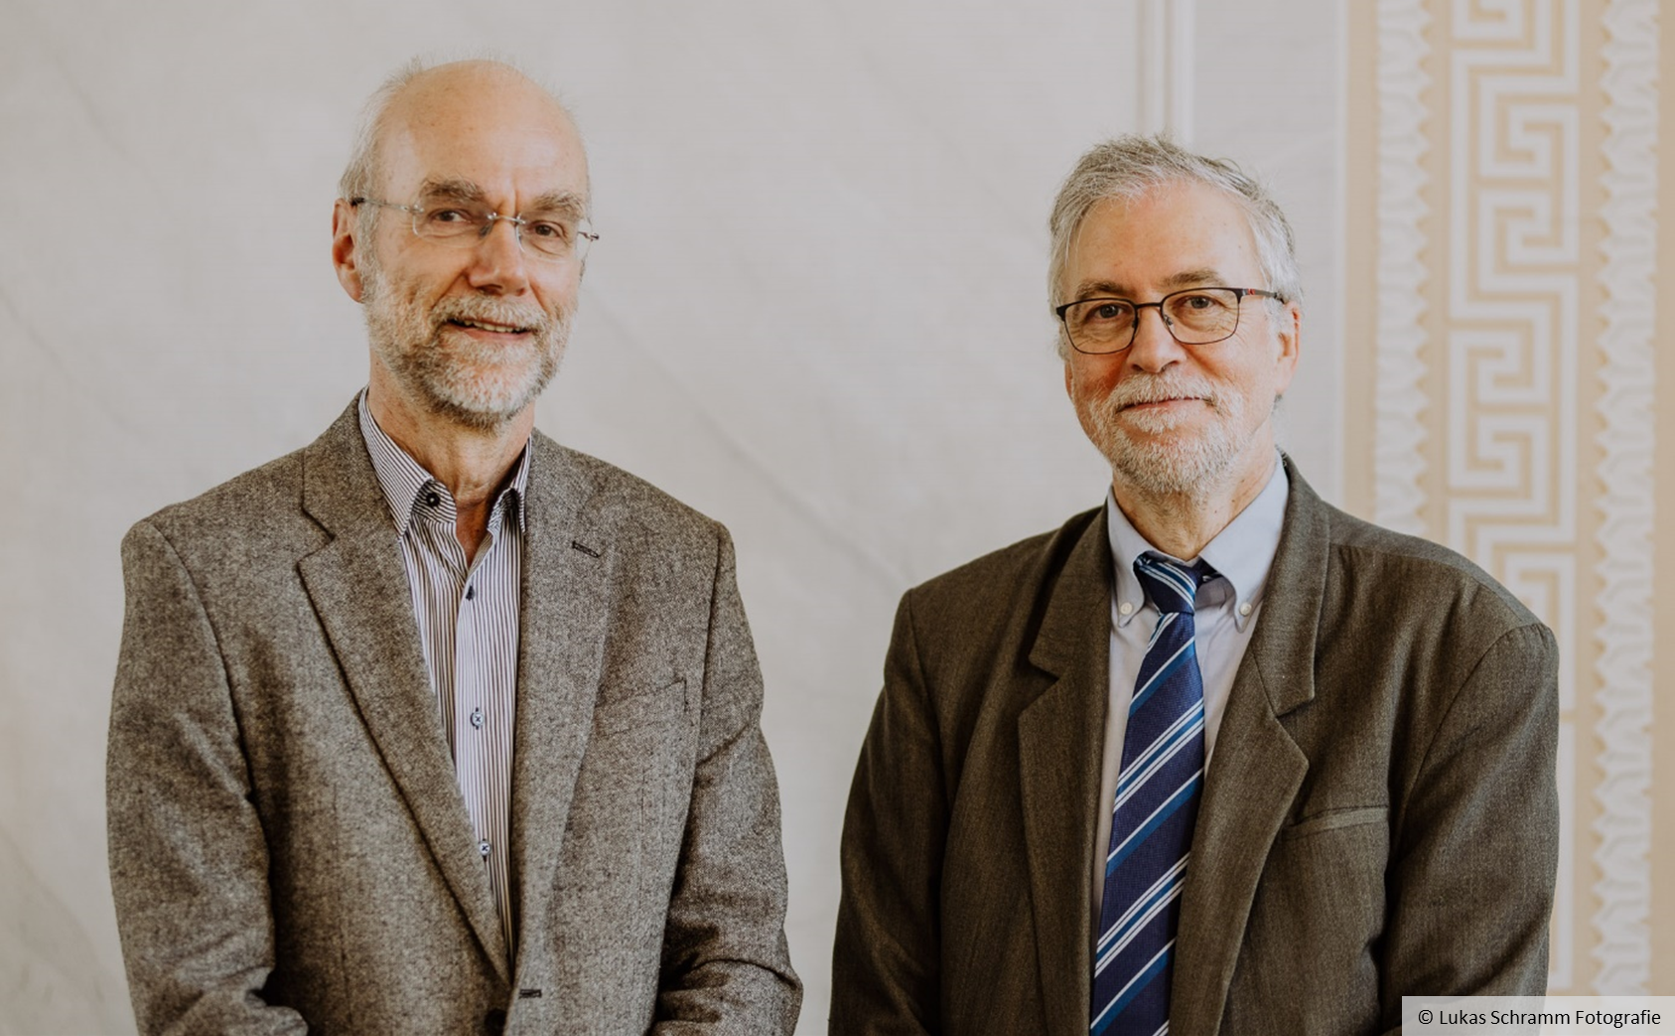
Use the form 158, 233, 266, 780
1348, 0, 1666, 993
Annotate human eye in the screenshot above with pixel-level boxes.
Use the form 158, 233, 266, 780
521, 217, 572, 242
418, 202, 485, 235
1172, 289, 1234, 313
1083, 299, 1134, 323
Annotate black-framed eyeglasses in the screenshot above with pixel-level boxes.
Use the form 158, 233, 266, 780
1054, 287, 1285, 355
350, 196, 598, 262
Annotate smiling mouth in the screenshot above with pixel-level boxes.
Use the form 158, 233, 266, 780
447, 317, 533, 334
1121, 396, 1207, 411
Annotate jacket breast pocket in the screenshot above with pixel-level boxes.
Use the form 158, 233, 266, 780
1232, 804, 1390, 1028
1227, 805, 1392, 1035
1261, 805, 1390, 962
590, 677, 687, 736
562, 676, 692, 932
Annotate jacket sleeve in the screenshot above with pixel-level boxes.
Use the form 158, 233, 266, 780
653, 526, 803, 1033
830, 591, 946, 1035
1379, 619, 1561, 1029
107, 520, 307, 1036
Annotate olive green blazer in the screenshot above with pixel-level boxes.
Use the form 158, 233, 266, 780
833, 460, 1557, 1035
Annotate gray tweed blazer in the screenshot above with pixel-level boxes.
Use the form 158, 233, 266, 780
108, 401, 801, 1035
832, 458, 1558, 1035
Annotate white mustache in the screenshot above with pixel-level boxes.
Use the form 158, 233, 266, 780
1109, 376, 1220, 410
430, 295, 552, 336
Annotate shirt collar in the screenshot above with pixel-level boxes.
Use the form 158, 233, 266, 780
357, 389, 531, 537
1105, 453, 1290, 631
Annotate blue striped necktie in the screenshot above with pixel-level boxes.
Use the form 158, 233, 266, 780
1090, 552, 1219, 1036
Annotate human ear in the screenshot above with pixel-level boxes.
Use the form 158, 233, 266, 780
1271, 300, 1302, 395
330, 199, 366, 303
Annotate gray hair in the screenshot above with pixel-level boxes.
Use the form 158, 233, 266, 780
1046, 135, 1302, 353
337, 57, 430, 210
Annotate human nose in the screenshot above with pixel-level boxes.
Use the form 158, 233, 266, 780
465, 215, 531, 295
1124, 303, 1184, 370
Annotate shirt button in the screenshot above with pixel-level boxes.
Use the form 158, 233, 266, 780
1118, 601, 1134, 617
478, 840, 491, 858
425, 491, 441, 507
1239, 602, 1253, 617
470, 707, 484, 730
465, 585, 475, 601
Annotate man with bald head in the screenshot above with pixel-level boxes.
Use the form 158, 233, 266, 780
107, 59, 800, 1035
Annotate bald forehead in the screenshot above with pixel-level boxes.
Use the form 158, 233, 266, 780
385, 62, 573, 131
372, 61, 588, 203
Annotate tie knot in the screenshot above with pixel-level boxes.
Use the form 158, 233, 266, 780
1133, 553, 1218, 616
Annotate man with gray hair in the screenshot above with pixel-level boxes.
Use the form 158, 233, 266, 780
832, 135, 1558, 1035
107, 58, 799, 1035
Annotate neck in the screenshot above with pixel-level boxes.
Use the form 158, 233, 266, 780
367, 373, 532, 561
1112, 451, 1278, 560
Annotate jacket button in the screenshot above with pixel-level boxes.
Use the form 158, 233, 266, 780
484, 1007, 507, 1034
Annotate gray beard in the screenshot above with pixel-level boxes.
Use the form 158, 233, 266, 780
361, 261, 569, 432
1080, 374, 1249, 498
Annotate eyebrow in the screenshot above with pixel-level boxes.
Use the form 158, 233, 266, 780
416, 177, 485, 203
521, 191, 588, 220
415, 178, 587, 219
1071, 268, 1229, 300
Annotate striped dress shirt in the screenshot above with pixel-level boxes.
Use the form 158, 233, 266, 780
358, 393, 528, 961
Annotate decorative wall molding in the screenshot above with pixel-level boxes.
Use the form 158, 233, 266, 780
1139, 0, 1196, 143
1590, 0, 1658, 996
1373, 0, 1431, 536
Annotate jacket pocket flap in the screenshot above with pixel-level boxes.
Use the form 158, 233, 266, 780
591, 677, 686, 735
1279, 805, 1388, 841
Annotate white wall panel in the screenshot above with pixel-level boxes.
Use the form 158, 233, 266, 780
0, 2, 1348, 1030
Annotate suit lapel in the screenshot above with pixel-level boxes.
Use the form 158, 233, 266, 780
507, 436, 611, 967
1017, 510, 1112, 1036
296, 403, 510, 983
1169, 459, 1328, 1036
